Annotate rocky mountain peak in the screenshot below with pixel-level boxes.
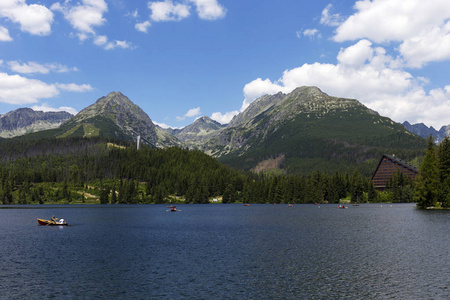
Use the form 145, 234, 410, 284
174, 115, 224, 143
0, 108, 73, 138
63, 91, 160, 145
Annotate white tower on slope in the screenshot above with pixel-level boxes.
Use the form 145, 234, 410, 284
137, 135, 141, 150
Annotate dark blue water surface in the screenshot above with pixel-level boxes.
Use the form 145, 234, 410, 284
0, 204, 449, 299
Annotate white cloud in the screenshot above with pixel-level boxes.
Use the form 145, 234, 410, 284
242, 40, 450, 128
145, 0, 226, 23
0, 72, 93, 105
0, 26, 13, 41
332, 0, 450, 67
7, 61, 78, 74
51, 0, 132, 50
93, 35, 107, 45
190, 0, 226, 20
185, 107, 201, 117
399, 21, 450, 68
176, 106, 201, 121
0, 0, 54, 36
153, 121, 180, 129
301, 28, 320, 39
149, 0, 190, 22
93, 35, 133, 50
211, 110, 238, 124
51, 0, 107, 34
0, 72, 59, 104
55, 83, 93, 92
242, 78, 286, 111
337, 39, 373, 67
320, 4, 343, 27
135, 20, 151, 32
104, 40, 134, 50
31, 103, 78, 115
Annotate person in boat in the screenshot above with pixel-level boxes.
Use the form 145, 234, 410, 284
51, 216, 58, 224
58, 218, 65, 224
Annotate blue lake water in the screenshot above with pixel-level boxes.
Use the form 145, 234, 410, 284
0, 203, 449, 299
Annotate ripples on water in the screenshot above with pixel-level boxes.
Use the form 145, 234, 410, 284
0, 204, 449, 299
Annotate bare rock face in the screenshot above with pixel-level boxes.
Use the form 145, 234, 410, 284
0, 108, 73, 138
402, 121, 450, 143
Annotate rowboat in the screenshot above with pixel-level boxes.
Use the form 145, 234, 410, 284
37, 218, 68, 226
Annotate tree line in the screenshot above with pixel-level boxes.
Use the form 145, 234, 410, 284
414, 136, 450, 208
0, 136, 441, 206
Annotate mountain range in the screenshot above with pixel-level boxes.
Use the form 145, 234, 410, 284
0, 108, 72, 138
0, 87, 434, 175
402, 121, 450, 143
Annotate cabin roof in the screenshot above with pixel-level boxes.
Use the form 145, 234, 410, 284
372, 154, 418, 181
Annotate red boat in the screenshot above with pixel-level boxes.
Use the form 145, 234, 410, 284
37, 218, 68, 226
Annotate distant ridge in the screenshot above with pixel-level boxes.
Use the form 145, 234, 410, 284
402, 121, 450, 143
0, 108, 73, 138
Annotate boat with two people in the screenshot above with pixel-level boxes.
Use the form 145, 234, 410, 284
37, 216, 68, 226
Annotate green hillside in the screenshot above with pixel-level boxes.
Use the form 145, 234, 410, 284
217, 88, 426, 176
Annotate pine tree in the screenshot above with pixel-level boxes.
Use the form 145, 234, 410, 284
438, 137, 450, 207
414, 136, 439, 208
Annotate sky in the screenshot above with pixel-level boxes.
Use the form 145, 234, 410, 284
1, 0, 450, 129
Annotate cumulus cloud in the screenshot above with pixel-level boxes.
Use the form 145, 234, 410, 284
51, 0, 132, 50
0, 0, 54, 36
242, 78, 287, 111
149, 0, 190, 22
0, 72, 92, 105
139, 0, 226, 30
31, 103, 78, 115
190, 0, 226, 20
104, 40, 134, 50
333, 0, 450, 68
301, 28, 320, 39
0, 26, 13, 41
176, 106, 201, 120
153, 121, 180, 129
55, 83, 93, 92
336, 39, 373, 67
241, 40, 450, 128
135, 21, 151, 32
0, 72, 59, 104
93, 35, 133, 50
211, 110, 239, 124
7, 61, 78, 74
320, 4, 343, 27
399, 21, 450, 68
51, 0, 107, 34
185, 107, 201, 117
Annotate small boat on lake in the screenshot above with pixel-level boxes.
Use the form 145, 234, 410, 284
338, 205, 347, 209
37, 218, 68, 226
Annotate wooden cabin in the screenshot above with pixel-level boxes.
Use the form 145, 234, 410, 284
372, 154, 418, 190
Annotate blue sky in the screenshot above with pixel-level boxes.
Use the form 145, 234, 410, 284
1, 0, 450, 129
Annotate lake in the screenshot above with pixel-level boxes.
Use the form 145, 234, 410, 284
0, 203, 449, 299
